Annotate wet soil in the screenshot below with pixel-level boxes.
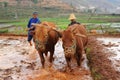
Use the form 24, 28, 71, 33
0, 36, 92, 80
1, 35, 119, 80
87, 36, 120, 80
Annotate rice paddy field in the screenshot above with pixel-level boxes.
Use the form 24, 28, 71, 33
0, 14, 120, 35
0, 14, 120, 80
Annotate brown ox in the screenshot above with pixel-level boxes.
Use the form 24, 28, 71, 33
32, 22, 61, 68
62, 24, 88, 69
41, 21, 57, 29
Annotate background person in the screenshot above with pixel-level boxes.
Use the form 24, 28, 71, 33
68, 13, 80, 26
27, 12, 41, 46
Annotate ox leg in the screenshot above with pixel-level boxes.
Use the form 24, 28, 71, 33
80, 52, 83, 66
48, 50, 54, 68
65, 56, 71, 70
76, 56, 80, 66
84, 48, 87, 54
44, 52, 48, 57
39, 53, 45, 68
75, 52, 81, 67
49, 50, 54, 63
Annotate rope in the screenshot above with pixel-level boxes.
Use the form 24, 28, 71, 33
63, 39, 76, 56
34, 37, 48, 50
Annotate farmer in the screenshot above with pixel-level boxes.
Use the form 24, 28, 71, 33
27, 12, 41, 46
68, 13, 80, 26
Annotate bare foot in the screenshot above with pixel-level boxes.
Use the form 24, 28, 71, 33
29, 41, 32, 46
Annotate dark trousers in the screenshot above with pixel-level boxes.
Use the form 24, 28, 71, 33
27, 31, 33, 42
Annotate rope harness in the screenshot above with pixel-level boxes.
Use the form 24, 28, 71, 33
34, 28, 60, 50
35, 36, 48, 50
63, 40, 76, 56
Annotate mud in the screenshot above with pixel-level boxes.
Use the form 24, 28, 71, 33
87, 36, 120, 80
0, 36, 92, 80
97, 37, 120, 72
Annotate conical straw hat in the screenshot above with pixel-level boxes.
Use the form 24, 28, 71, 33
69, 13, 76, 20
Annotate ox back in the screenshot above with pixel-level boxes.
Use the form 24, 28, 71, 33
68, 24, 88, 48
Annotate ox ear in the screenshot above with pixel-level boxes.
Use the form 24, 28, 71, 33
44, 26, 51, 29
75, 33, 86, 38
42, 21, 49, 26
41, 22, 51, 29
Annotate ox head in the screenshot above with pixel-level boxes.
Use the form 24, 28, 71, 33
32, 24, 49, 52
62, 29, 76, 57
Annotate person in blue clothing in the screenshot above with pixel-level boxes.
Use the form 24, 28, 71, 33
27, 12, 41, 46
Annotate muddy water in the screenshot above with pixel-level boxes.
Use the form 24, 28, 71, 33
97, 38, 120, 72
0, 37, 92, 80
0, 24, 12, 28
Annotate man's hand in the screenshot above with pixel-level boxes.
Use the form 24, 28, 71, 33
26, 28, 30, 31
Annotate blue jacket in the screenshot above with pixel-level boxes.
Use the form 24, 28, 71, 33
27, 18, 40, 28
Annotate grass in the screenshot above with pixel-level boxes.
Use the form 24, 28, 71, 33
91, 68, 102, 80
0, 14, 120, 34
86, 47, 103, 80
0, 29, 8, 33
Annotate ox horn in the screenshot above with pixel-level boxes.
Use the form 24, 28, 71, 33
75, 33, 86, 38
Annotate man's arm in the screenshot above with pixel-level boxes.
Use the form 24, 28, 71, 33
29, 18, 41, 30
26, 19, 32, 31
27, 18, 32, 28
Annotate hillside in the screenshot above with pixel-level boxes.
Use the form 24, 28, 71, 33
0, 0, 71, 10
62, 0, 120, 13
0, 0, 120, 13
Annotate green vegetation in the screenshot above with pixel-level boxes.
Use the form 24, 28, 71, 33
0, 14, 120, 34
31, 0, 38, 4
86, 47, 103, 80
91, 68, 102, 80
0, 29, 8, 33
